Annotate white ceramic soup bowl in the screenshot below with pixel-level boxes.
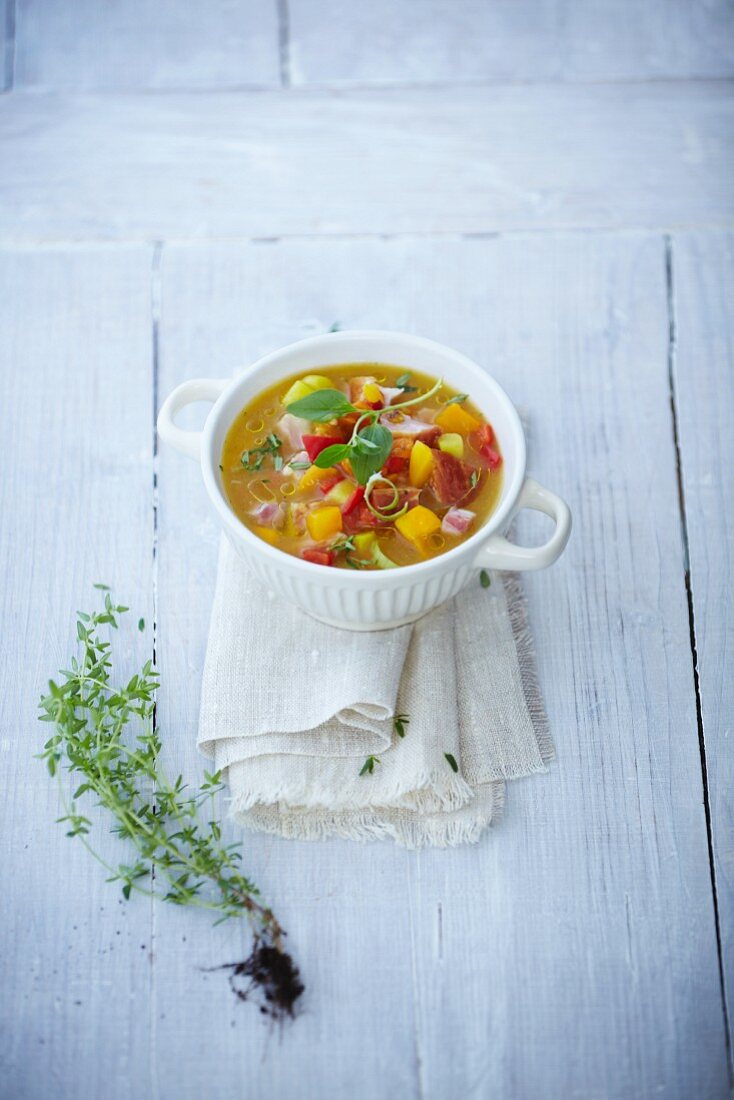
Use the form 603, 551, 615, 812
157, 331, 571, 630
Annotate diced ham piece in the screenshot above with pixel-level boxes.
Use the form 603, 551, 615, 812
442, 508, 476, 536
378, 386, 404, 406
379, 413, 440, 445
282, 449, 308, 477
251, 501, 283, 528
428, 451, 474, 506
276, 413, 304, 449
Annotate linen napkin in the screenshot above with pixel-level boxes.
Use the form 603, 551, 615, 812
198, 537, 553, 848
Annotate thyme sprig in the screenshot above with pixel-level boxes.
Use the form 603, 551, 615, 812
38, 594, 303, 1019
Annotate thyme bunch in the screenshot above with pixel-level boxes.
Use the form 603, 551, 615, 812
38, 591, 303, 1020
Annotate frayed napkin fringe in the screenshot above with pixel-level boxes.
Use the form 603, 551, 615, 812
232, 782, 506, 850
502, 572, 555, 768
224, 766, 475, 816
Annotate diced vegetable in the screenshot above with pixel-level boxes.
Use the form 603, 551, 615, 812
325, 479, 355, 507
303, 434, 344, 463
353, 530, 376, 555
435, 404, 481, 434
282, 374, 334, 407
282, 502, 307, 537
281, 379, 313, 407
301, 375, 333, 392
299, 464, 336, 492
343, 485, 366, 516
408, 439, 435, 487
396, 505, 441, 546
306, 506, 343, 542
301, 547, 334, 566
372, 543, 398, 569
253, 525, 280, 545
362, 382, 383, 405
473, 424, 502, 468
438, 432, 464, 459
318, 473, 344, 495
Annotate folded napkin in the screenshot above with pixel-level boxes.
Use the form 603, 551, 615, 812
198, 538, 553, 848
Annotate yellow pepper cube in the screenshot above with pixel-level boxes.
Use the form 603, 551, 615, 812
435, 403, 481, 435
283, 374, 334, 406
363, 382, 383, 404
409, 439, 435, 487
282, 378, 314, 406
396, 505, 441, 546
307, 506, 343, 542
438, 432, 464, 459
299, 464, 335, 493
253, 525, 280, 546
301, 374, 334, 391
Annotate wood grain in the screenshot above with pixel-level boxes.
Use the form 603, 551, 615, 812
671, 230, 734, 1052
289, 0, 734, 85
13, 0, 280, 89
0, 245, 155, 1097
151, 232, 729, 1098
0, 82, 732, 241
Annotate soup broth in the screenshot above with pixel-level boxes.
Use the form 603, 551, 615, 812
221, 363, 503, 569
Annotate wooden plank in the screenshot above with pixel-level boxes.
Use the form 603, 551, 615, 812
154, 233, 729, 1098
0, 82, 732, 241
14, 0, 280, 89
0, 246, 155, 1097
671, 230, 734, 1051
289, 0, 734, 85
1, 0, 12, 91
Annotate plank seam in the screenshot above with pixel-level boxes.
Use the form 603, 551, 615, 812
665, 233, 733, 1084
2, 0, 15, 91
4, 226, 734, 251
149, 239, 163, 1098
276, 0, 291, 88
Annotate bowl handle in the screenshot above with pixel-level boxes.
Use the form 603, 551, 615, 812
474, 477, 572, 572
156, 378, 229, 461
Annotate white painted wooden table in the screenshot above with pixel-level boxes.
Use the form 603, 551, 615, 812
2, 4, 733, 1098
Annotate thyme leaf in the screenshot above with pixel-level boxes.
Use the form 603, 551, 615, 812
359, 755, 381, 776
394, 713, 410, 738
241, 434, 282, 472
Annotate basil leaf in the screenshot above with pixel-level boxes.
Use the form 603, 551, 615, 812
314, 443, 351, 468
445, 393, 468, 406
286, 388, 356, 422
349, 424, 393, 484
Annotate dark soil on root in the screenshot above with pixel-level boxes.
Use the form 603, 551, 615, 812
213, 942, 305, 1021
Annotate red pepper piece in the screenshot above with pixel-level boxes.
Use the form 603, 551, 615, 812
342, 485, 365, 516
301, 548, 335, 566
472, 424, 502, 468
318, 473, 345, 494
383, 453, 409, 475
302, 434, 344, 463
474, 423, 494, 448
